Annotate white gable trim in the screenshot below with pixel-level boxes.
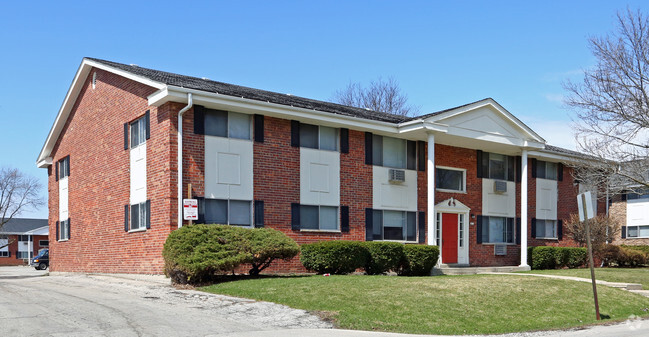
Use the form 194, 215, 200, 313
435, 198, 471, 213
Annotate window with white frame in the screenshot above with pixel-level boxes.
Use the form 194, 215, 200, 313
0, 235, 8, 257
39, 240, 49, 247
17, 235, 32, 259
435, 213, 441, 246
130, 116, 147, 148
627, 188, 649, 200
205, 110, 251, 140
202, 198, 252, 227
300, 123, 338, 151
436, 167, 465, 192
459, 214, 465, 247
628, 225, 649, 238
535, 219, 557, 239
372, 135, 416, 170
130, 201, 149, 231
488, 153, 509, 180
481, 216, 514, 244
58, 156, 70, 180
535, 160, 558, 180
373, 210, 417, 241
300, 205, 338, 230
59, 219, 70, 241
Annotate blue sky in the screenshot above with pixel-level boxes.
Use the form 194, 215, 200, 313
2, 1, 648, 219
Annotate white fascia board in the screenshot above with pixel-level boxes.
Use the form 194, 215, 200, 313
426, 98, 546, 144
23, 226, 49, 236
527, 150, 581, 163
397, 120, 449, 134
36, 58, 165, 167
153, 86, 402, 134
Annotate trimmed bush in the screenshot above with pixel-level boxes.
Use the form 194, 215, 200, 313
531, 246, 556, 270
363, 242, 405, 275
529, 246, 587, 270
300, 241, 369, 274
566, 248, 587, 268
162, 224, 300, 284
399, 245, 439, 276
601, 245, 648, 267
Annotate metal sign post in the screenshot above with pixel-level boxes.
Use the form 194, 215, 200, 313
578, 192, 600, 320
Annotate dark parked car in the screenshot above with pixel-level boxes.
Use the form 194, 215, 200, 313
31, 248, 49, 270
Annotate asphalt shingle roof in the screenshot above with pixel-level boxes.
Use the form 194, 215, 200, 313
87, 58, 410, 124
1, 218, 48, 234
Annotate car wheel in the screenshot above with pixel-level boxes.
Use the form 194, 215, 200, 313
38, 262, 47, 270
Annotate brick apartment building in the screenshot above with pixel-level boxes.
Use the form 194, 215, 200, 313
0, 218, 48, 265
36, 58, 601, 274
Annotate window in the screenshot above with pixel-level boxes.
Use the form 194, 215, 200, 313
0, 251, 8, 257
203, 198, 252, 226
627, 188, 649, 200
131, 116, 147, 148
17, 235, 32, 259
58, 156, 70, 179
436, 167, 465, 192
372, 135, 416, 169
59, 219, 70, 240
479, 152, 515, 181
628, 225, 649, 238
535, 160, 558, 180
481, 216, 514, 244
300, 205, 338, 230
0, 235, 8, 257
300, 123, 338, 151
373, 210, 417, 241
39, 240, 49, 247
459, 214, 465, 247
535, 219, 557, 239
488, 153, 508, 180
205, 110, 251, 140
130, 201, 150, 231
435, 213, 441, 246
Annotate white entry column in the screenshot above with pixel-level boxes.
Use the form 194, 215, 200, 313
520, 149, 529, 267
427, 133, 436, 245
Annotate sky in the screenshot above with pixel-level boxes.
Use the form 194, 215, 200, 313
2, 0, 649, 219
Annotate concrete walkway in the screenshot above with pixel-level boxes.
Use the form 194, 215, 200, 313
483, 272, 647, 296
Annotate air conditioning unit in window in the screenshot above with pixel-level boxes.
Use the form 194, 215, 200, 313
388, 169, 406, 183
494, 244, 507, 256
494, 180, 507, 194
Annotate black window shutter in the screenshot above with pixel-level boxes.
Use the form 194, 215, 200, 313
477, 150, 489, 178
481, 216, 490, 243
621, 191, 627, 201
254, 114, 264, 143
621, 226, 627, 239
341, 206, 350, 232
476, 150, 483, 178
516, 218, 521, 244
67, 218, 71, 239
417, 141, 426, 172
418, 211, 426, 244
476, 216, 483, 244
254, 200, 264, 228
406, 140, 417, 170
124, 205, 130, 232
124, 122, 129, 150
557, 219, 563, 240
507, 156, 515, 182
146, 200, 151, 229
290, 120, 300, 147
145, 110, 151, 140
531, 218, 537, 238
365, 132, 373, 165
195, 197, 205, 224
55, 161, 59, 181
531, 159, 538, 178
56, 221, 59, 241
515, 156, 522, 182
558, 163, 564, 181
193, 105, 205, 135
365, 208, 373, 241
66, 156, 70, 177
291, 203, 300, 231
340, 128, 349, 153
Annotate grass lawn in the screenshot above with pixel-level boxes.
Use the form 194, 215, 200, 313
523, 268, 649, 289
201, 274, 649, 335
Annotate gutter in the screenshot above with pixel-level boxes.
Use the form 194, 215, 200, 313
177, 93, 193, 228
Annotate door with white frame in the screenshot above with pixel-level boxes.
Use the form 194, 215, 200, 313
435, 198, 470, 265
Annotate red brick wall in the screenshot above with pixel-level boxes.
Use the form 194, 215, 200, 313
48, 68, 176, 274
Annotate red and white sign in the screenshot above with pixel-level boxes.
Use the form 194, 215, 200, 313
183, 199, 198, 220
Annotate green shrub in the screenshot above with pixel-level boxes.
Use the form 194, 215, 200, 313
162, 224, 300, 284
300, 241, 368, 274
399, 245, 439, 276
566, 248, 587, 268
603, 245, 649, 267
162, 224, 250, 284
554, 247, 570, 267
363, 242, 405, 275
531, 246, 556, 270
245, 228, 301, 276
622, 245, 649, 255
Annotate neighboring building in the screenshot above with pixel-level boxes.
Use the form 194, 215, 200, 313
36, 58, 599, 274
610, 188, 649, 245
0, 218, 48, 266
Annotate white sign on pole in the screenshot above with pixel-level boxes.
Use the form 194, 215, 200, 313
183, 199, 198, 220
577, 191, 595, 221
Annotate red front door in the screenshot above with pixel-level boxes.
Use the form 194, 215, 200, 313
442, 213, 458, 264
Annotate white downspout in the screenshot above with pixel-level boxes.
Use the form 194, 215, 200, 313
177, 93, 193, 228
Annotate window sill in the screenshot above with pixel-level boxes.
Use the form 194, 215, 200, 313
481, 242, 516, 246
300, 229, 341, 233
535, 237, 558, 240
375, 239, 418, 244
57, 239, 69, 242
626, 236, 649, 239
128, 228, 147, 233
436, 189, 467, 194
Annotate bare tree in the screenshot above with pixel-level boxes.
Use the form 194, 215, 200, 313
0, 167, 45, 248
333, 77, 419, 116
565, 9, 649, 193
564, 214, 619, 249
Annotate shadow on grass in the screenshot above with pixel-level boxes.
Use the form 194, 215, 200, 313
192, 273, 315, 287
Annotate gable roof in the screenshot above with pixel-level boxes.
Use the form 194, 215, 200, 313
1, 218, 48, 235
